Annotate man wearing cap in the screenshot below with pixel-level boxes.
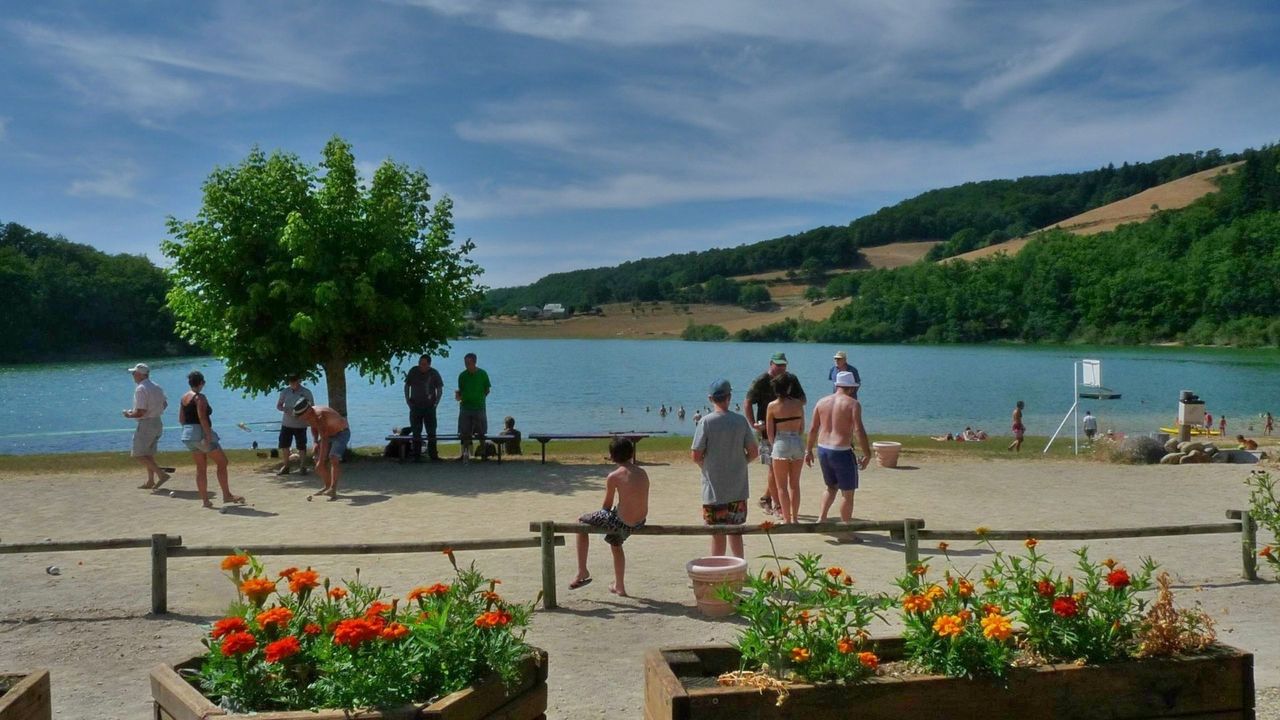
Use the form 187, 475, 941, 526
829, 351, 861, 390
123, 363, 171, 489
745, 352, 805, 516
293, 399, 350, 500
691, 378, 759, 559
806, 371, 871, 525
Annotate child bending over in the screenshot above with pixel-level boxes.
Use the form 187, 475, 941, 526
569, 437, 649, 597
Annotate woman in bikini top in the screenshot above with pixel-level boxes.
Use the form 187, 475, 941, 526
765, 372, 807, 524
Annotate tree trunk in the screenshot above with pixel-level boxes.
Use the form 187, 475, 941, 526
323, 358, 348, 418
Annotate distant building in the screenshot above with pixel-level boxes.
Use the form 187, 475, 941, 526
541, 303, 567, 319
518, 305, 543, 320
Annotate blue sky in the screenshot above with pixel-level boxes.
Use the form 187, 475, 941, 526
2, 2, 1279, 288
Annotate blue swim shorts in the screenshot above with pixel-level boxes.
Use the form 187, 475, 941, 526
327, 428, 351, 459
817, 446, 859, 491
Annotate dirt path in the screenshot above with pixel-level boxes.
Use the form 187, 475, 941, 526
1, 454, 1276, 718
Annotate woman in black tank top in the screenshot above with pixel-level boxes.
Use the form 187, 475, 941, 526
179, 370, 243, 508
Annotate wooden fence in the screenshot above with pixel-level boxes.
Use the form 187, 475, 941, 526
0, 510, 1263, 614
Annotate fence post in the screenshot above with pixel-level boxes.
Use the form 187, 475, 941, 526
151, 533, 169, 615
1241, 511, 1258, 581
539, 522, 558, 610
903, 519, 920, 571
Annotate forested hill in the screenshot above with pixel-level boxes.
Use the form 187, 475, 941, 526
486, 149, 1237, 313
0, 222, 192, 362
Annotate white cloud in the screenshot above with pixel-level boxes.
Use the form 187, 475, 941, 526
67, 163, 141, 200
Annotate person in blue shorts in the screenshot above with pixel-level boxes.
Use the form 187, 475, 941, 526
294, 399, 350, 501
805, 371, 871, 524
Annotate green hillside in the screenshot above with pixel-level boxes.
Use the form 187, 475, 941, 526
485, 150, 1236, 314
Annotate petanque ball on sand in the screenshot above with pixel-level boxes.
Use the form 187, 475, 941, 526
169, 490, 176, 497
290, 452, 301, 462
46, 565, 61, 575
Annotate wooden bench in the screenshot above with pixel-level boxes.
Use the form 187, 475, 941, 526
526, 432, 664, 464
383, 433, 518, 463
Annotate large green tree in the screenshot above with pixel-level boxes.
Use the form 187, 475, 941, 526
163, 136, 484, 417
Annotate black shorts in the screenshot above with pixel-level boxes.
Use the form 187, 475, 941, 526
278, 426, 308, 450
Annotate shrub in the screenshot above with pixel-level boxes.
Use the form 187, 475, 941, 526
895, 557, 1013, 678
681, 322, 730, 341
1246, 470, 1280, 579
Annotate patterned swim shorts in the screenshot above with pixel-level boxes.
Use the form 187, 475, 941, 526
702, 499, 748, 526
579, 507, 645, 546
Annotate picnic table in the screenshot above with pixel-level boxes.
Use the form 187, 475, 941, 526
527, 431, 666, 464
383, 432, 517, 463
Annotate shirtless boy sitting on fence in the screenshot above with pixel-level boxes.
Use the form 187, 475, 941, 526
570, 437, 649, 597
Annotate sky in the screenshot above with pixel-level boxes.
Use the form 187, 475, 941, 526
2, 2, 1279, 289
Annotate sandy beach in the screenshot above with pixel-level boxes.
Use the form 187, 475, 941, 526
1, 450, 1277, 719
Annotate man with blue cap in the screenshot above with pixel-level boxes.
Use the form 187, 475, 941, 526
692, 377, 759, 559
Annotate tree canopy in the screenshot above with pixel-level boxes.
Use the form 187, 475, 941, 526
163, 136, 484, 417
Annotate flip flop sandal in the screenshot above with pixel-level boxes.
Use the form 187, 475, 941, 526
152, 474, 171, 491
222, 496, 246, 505
568, 577, 593, 590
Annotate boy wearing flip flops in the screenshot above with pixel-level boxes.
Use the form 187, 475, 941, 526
569, 437, 649, 597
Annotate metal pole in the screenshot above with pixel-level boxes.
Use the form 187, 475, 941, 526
151, 533, 169, 615
1073, 361, 1079, 455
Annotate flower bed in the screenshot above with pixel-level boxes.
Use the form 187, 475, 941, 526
0, 670, 51, 720
151, 551, 546, 719
644, 641, 1254, 720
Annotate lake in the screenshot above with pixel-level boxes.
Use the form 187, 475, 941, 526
1, 339, 1278, 455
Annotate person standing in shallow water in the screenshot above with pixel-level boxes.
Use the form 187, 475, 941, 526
1008, 400, 1026, 452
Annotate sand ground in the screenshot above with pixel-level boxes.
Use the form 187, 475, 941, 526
1, 451, 1277, 719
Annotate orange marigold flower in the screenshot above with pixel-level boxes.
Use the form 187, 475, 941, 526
790, 647, 810, 663
288, 569, 320, 595
762, 570, 776, 583
843, 574, 854, 586
256, 606, 293, 631
1024, 537, 1038, 549
380, 622, 410, 641
219, 631, 256, 657
795, 610, 811, 626
364, 601, 393, 618
924, 584, 946, 601
981, 613, 1013, 641
264, 636, 301, 664
473, 610, 512, 629
220, 554, 250, 571
1052, 596, 1079, 618
858, 651, 879, 669
303, 623, 321, 636
481, 591, 503, 604
333, 618, 380, 648
826, 566, 844, 578
211, 617, 248, 639
759, 521, 777, 532
329, 587, 348, 600
277, 567, 299, 579
932, 614, 964, 638
837, 637, 855, 654
902, 594, 933, 613
958, 609, 973, 622
1258, 545, 1272, 559
957, 579, 974, 597
780, 567, 792, 577
982, 603, 1002, 616
937, 541, 949, 552
240, 577, 277, 606
1036, 579, 1055, 598
1106, 568, 1131, 589
1102, 557, 1118, 569
911, 564, 928, 577
413, 583, 451, 599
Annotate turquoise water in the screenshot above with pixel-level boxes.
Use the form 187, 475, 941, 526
1, 340, 1278, 455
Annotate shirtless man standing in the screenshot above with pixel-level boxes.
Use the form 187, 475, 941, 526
805, 371, 871, 524
1008, 400, 1025, 452
293, 399, 350, 500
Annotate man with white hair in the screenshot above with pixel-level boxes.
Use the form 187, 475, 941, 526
123, 363, 171, 489
806, 370, 871, 524
829, 351, 861, 390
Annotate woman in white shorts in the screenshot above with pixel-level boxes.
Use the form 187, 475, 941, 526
179, 371, 244, 509
766, 372, 807, 524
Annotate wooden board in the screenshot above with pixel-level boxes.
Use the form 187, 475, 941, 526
0, 671, 51, 720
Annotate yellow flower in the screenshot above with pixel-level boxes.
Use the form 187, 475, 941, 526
975, 526, 990, 537
790, 647, 810, 663
932, 614, 964, 638
924, 584, 946, 601
980, 613, 1013, 641
902, 594, 933, 613
957, 579, 974, 597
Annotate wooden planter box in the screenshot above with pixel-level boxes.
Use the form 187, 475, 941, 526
644, 639, 1254, 720
151, 648, 547, 720
0, 671, 52, 720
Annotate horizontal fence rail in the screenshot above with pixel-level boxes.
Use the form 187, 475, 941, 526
529, 520, 908, 536
0, 536, 182, 554
915, 523, 1242, 541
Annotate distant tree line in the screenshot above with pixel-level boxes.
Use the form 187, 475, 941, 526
727, 145, 1280, 347
0, 222, 192, 362
485, 149, 1237, 314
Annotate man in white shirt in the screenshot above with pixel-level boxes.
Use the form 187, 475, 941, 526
124, 363, 171, 489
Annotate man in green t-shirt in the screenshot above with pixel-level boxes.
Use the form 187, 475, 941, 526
454, 352, 491, 462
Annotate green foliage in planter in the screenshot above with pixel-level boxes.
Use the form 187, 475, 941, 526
1247, 470, 1280, 578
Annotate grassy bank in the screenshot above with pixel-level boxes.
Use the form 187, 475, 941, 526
0, 434, 1090, 475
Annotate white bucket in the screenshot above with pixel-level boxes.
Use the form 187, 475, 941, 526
685, 556, 748, 617
872, 441, 902, 468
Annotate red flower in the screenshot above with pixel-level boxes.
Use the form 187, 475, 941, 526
1052, 596, 1079, 618
1261, 546, 1274, 559
211, 617, 248, 639
826, 566, 844, 578
288, 569, 320, 595
240, 578, 277, 606
474, 610, 512, 629
219, 632, 256, 657
1105, 568, 1131, 589
220, 554, 249, 572
1024, 538, 1039, 549
264, 636, 301, 663
333, 618, 380, 648
380, 622, 410, 641
1036, 579, 1055, 598
255, 606, 293, 631
328, 587, 348, 600
303, 623, 321, 636
759, 521, 777, 532
364, 601, 394, 618
837, 637, 855, 654
408, 583, 451, 601
858, 651, 879, 670
277, 567, 299, 579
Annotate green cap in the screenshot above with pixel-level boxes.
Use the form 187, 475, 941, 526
770, 352, 788, 365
